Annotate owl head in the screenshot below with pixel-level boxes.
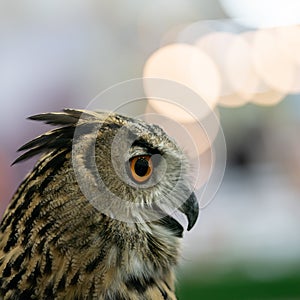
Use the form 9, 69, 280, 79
15, 109, 199, 237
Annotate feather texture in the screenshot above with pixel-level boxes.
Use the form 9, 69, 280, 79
0, 109, 199, 299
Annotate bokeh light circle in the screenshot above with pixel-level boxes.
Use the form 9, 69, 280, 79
252, 28, 295, 93
143, 43, 221, 119
196, 32, 249, 107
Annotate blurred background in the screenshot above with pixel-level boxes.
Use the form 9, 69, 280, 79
1, 1, 300, 299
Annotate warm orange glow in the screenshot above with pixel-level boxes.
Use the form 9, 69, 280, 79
143, 25, 292, 108
252, 28, 295, 93
276, 25, 300, 66
227, 30, 286, 106
275, 25, 300, 93
225, 32, 259, 101
195, 29, 288, 106
196, 32, 249, 107
251, 86, 286, 106
216, 94, 249, 107
146, 98, 196, 123
143, 43, 221, 121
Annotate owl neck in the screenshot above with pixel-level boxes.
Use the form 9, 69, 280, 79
57, 214, 181, 299
83, 218, 181, 299
113, 219, 182, 272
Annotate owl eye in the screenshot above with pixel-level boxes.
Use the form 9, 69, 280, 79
129, 155, 153, 183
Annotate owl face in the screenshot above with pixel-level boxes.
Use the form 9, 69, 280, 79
72, 111, 199, 232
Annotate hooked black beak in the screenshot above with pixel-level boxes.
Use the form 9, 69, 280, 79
155, 192, 199, 237
179, 192, 199, 231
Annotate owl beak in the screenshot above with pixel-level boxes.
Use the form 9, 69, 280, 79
179, 192, 199, 231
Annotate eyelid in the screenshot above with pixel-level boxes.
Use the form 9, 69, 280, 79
127, 148, 152, 160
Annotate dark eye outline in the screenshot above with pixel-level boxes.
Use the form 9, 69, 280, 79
129, 155, 153, 183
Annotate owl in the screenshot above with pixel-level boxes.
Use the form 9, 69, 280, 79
0, 109, 199, 299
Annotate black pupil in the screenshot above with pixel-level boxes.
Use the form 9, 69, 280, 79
134, 158, 149, 177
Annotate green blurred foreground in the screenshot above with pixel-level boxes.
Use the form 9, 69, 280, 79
177, 269, 300, 299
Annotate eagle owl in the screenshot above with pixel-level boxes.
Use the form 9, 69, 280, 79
0, 109, 199, 299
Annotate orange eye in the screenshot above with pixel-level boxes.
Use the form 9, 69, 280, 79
130, 155, 153, 183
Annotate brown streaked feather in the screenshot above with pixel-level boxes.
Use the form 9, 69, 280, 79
0, 109, 196, 299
